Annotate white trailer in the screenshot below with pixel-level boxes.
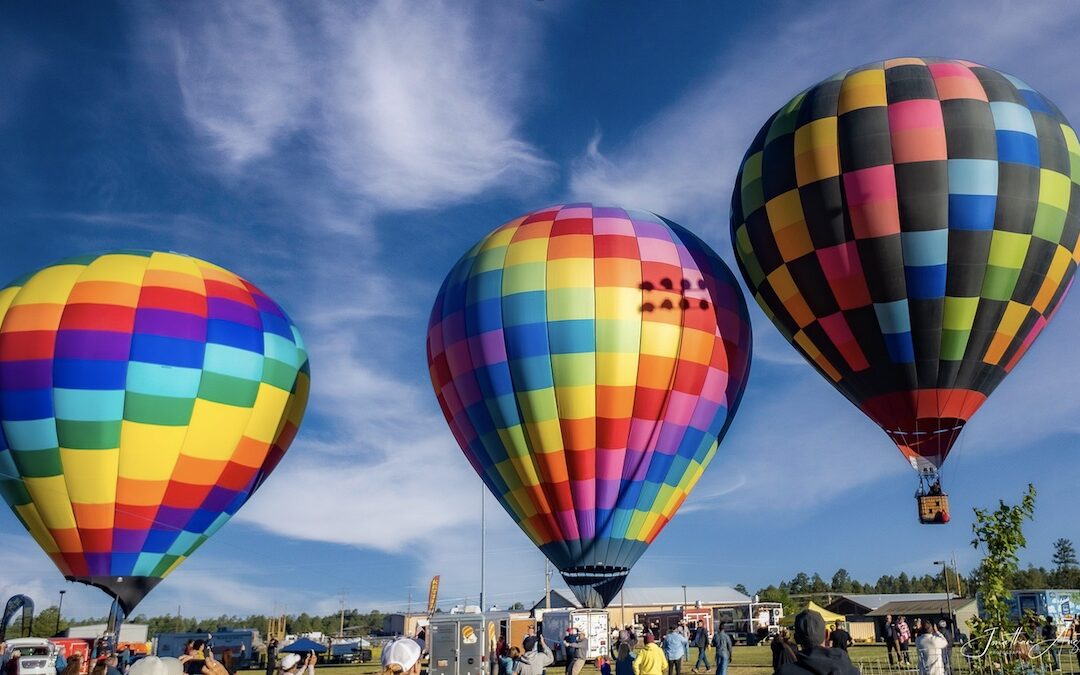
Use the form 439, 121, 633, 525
540, 609, 609, 664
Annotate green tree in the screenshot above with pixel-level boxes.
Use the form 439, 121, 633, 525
1012, 565, 1049, 589
830, 568, 853, 594
757, 585, 795, 617
968, 483, 1036, 675
788, 572, 810, 595
734, 584, 749, 596
1052, 538, 1077, 572
29, 606, 69, 637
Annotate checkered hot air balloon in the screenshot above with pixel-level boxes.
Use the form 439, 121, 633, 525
427, 205, 752, 607
731, 58, 1080, 496
0, 251, 310, 613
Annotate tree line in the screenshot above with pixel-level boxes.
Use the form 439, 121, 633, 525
6, 538, 1077, 641
5, 608, 389, 641
752, 537, 1079, 616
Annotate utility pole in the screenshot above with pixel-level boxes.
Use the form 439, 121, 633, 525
56, 590, 66, 635
339, 599, 345, 639
934, 560, 955, 628
545, 560, 552, 611
480, 483, 486, 612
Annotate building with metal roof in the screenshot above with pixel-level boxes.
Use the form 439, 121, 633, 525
826, 593, 961, 616
534, 585, 752, 627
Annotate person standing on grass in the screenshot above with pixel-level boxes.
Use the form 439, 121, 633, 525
615, 643, 636, 675
691, 624, 710, 673
633, 634, 665, 675
897, 616, 912, 665
829, 623, 852, 652
1041, 615, 1059, 671
711, 626, 733, 675
663, 626, 689, 675
883, 616, 899, 667
774, 610, 860, 675
915, 623, 947, 675
514, 636, 553, 675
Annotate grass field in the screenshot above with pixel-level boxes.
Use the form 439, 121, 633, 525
304, 644, 1080, 675
311, 645, 898, 675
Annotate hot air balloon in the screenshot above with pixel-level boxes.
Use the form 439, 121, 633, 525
0, 250, 310, 615
730, 58, 1080, 522
427, 204, 752, 606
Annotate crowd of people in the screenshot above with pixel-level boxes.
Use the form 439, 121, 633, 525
477, 610, 1078, 675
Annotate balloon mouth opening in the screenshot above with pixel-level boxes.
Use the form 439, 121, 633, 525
885, 417, 966, 468
560, 566, 630, 609
66, 575, 160, 615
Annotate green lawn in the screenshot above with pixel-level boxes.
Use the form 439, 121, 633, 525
310, 645, 899, 675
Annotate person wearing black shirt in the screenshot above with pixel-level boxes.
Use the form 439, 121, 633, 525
882, 615, 899, 667
829, 623, 852, 652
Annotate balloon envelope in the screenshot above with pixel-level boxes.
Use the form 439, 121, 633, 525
731, 58, 1080, 473
428, 204, 752, 607
0, 251, 310, 612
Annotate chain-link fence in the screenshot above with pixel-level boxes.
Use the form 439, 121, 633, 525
853, 642, 1080, 675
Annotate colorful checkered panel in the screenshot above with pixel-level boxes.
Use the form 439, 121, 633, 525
427, 205, 752, 607
0, 251, 310, 613
731, 58, 1080, 473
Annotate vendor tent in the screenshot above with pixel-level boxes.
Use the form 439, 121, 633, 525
281, 638, 327, 654
806, 602, 846, 624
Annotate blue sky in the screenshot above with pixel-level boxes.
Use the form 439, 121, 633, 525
1, 0, 1079, 620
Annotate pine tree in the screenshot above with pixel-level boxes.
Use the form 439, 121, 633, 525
1052, 538, 1077, 572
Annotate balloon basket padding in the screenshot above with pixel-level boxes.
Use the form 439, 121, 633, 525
916, 493, 950, 524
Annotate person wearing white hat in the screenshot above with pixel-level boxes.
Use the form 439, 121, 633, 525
128, 657, 185, 675
279, 652, 316, 675
381, 639, 422, 675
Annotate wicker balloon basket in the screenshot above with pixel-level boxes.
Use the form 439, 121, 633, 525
917, 493, 950, 524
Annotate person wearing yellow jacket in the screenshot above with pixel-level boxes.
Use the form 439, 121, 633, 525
633, 634, 666, 675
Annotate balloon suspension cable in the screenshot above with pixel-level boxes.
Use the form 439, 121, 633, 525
916, 469, 943, 497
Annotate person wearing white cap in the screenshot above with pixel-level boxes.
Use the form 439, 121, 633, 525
381, 638, 422, 675
279, 652, 316, 675
128, 657, 185, 675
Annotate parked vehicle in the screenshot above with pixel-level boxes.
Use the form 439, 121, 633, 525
50, 639, 94, 675
539, 609, 609, 664
713, 602, 783, 645
979, 589, 1080, 635
6, 638, 59, 675
635, 608, 714, 638
154, 630, 259, 668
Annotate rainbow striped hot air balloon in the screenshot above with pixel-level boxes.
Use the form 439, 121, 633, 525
0, 251, 309, 613
427, 204, 752, 607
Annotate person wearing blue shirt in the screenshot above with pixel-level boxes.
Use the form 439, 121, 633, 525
661, 626, 688, 675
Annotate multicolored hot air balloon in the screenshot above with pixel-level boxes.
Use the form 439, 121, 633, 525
730, 58, 1080, 518
0, 251, 310, 613
427, 204, 752, 606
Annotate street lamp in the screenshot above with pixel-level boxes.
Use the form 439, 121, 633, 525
56, 590, 66, 635
933, 561, 954, 631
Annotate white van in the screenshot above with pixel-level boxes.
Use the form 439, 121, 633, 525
6, 638, 59, 675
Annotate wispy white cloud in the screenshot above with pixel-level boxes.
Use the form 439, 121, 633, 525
157, 0, 553, 212
569, 0, 1080, 246
172, 2, 308, 166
